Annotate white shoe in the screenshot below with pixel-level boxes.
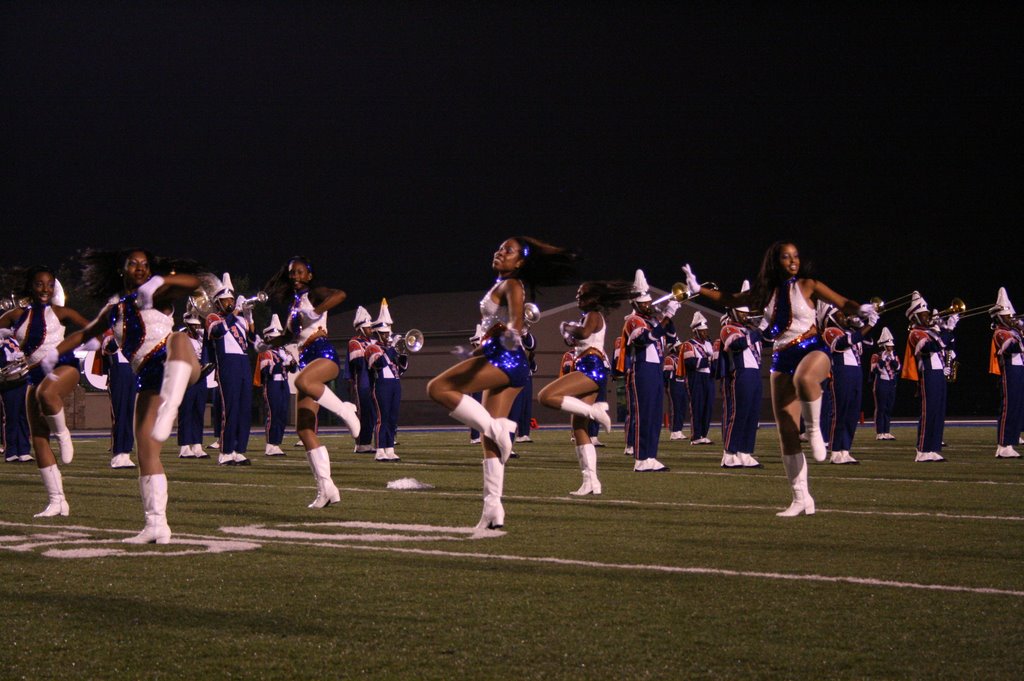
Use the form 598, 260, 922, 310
218, 453, 236, 466
178, 445, 196, 458
777, 453, 815, 517
354, 444, 376, 453
799, 433, 809, 441
691, 437, 712, 445
469, 437, 482, 444
669, 431, 684, 441
384, 447, 400, 461
294, 440, 304, 448
995, 446, 1021, 459
591, 437, 605, 447
264, 444, 286, 456
374, 449, 389, 461
191, 444, 208, 458
829, 450, 859, 465
111, 453, 136, 468
208, 441, 221, 450
738, 453, 762, 468
875, 433, 886, 441
232, 453, 251, 466
514, 435, 533, 443
624, 446, 634, 456
18, 454, 34, 462
720, 452, 741, 468
914, 451, 945, 462
634, 458, 668, 472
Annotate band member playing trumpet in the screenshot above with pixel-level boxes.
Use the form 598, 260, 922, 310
348, 306, 378, 454
206, 273, 255, 466
538, 280, 637, 495
366, 300, 408, 462
0, 267, 91, 517
903, 291, 959, 462
718, 281, 764, 468
869, 327, 900, 441
428, 236, 577, 530
821, 303, 875, 464
990, 287, 1022, 459
1, 335, 31, 462
683, 241, 877, 516
618, 270, 679, 472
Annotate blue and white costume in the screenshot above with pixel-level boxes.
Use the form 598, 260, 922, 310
107, 293, 174, 392
823, 317, 870, 464
479, 279, 531, 388
207, 279, 254, 462
177, 319, 209, 458
682, 313, 714, 445
990, 288, 1022, 459
719, 317, 763, 467
348, 306, 376, 452
1, 337, 30, 461
665, 344, 689, 440
763, 278, 830, 375
869, 328, 900, 440
99, 330, 136, 464
905, 292, 956, 462
12, 303, 79, 386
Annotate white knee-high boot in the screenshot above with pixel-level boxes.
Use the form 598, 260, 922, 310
43, 409, 74, 464
450, 394, 515, 464
124, 474, 171, 543
800, 397, 827, 462
315, 388, 361, 438
152, 360, 193, 442
559, 396, 612, 433
34, 464, 69, 517
306, 446, 340, 509
475, 457, 505, 530
570, 443, 602, 496
777, 453, 815, 517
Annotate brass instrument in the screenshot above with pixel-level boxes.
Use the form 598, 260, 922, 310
943, 348, 959, 383
238, 291, 269, 311
652, 281, 717, 307
0, 357, 30, 390
187, 274, 223, 317
869, 292, 916, 314
393, 329, 424, 353
934, 297, 967, 318
524, 302, 541, 325
0, 295, 31, 312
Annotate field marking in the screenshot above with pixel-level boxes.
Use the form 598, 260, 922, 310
220, 521, 503, 543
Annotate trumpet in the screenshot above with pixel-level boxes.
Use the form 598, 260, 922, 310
0, 357, 30, 389
392, 329, 424, 353
868, 292, 916, 314
524, 302, 542, 325
237, 291, 269, 311
0, 295, 31, 312
652, 281, 718, 306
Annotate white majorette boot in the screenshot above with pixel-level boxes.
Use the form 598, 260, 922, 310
306, 446, 340, 509
449, 394, 516, 464
314, 388, 361, 438
475, 457, 506, 530
558, 396, 612, 433
152, 360, 193, 442
777, 453, 815, 517
43, 409, 74, 464
124, 474, 172, 544
799, 397, 827, 462
34, 464, 70, 517
570, 443, 602, 496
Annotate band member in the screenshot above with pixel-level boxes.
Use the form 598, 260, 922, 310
206, 273, 256, 466
257, 314, 294, 457
619, 269, 679, 471
719, 281, 764, 468
1, 336, 31, 462
539, 280, 637, 495
467, 324, 485, 444
682, 312, 714, 445
348, 306, 378, 453
990, 287, 1022, 459
616, 321, 635, 457
263, 255, 360, 508
0, 268, 91, 517
97, 329, 137, 468
684, 241, 877, 516
903, 291, 958, 462
50, 247, 207, 542
821, 303, 875, 464
366, 300, 407, 462
428, 237, 576, 529
177, 312, 210, 458
869, 327, 900, 440
665, 342, 689, 441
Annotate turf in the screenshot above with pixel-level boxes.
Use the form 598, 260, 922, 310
1, 425, 1022, 680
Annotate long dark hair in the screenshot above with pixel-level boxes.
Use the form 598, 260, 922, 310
6, 265, 56, 299
510, 236, 579, 300
78, 247, 207, 300
750, 240, 813, 310
264, 255, 316, 305
578, 280, 639, 313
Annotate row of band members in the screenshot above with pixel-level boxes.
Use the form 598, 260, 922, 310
0, 240, 1021, 539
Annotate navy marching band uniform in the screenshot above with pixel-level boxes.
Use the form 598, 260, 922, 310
206, 273, 254, 466
98, 329, 137, 468
904, 292, 958, 462
257, 315, 292, 457
822, 306, 873, 464
366, 301, 407, 462
682, 312, 714, 445
990, 287, 1023, 459
348, 306, 378, 453
719, 302, 763, 468
665, 345, 689, 441
869, 327, 900, 440
1, 337, 31, 462
177, 314, 209, 458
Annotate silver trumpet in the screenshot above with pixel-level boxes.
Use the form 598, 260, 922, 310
524, 302, 541, 325
0, 357, 30, 390
393, 329, 424, 353
0, 295, 31, 312
238, 291, 269, 311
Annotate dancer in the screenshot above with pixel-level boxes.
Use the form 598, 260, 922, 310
683, 241, 877, 516
262, 255, 360, 508
0, 268, 90, 517
539, 280, 637, 495
427, 237, 576, 529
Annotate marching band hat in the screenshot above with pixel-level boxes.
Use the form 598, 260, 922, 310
632, 269, 652, 303
690, 311, 708, 330
372, 298, 393, 333
990, 286, 1015, 318
734, 280, 751, 313
183, 311, 202, 326
877, 326, 894, 346
215, 272, 235, 301
905, 291, 928, 319
815, 300, 837, 328
353, 306, 373, 329
53, 279, 67, 307
263, 314, 284, 338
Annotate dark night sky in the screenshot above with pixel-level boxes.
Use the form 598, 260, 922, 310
1, 3, 1021, 410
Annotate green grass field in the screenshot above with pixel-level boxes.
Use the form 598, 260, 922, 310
2, 425, 1022, 680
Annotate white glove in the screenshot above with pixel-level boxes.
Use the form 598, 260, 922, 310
662, 300, 681, 319
299, 309, 323, 326
39, 347, 59, 375
857, 303, 880, 326
942, 313, 959, 330
135, 275, 165, 310
254, 339, 271, 353
681, 264, 700, 295
499, 327, 524, 352
0, 328, 13, 340
758, 316, 770, 332
80, 337, 102, 352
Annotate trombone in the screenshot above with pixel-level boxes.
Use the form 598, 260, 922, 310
652, 281, 718, 307
868, 291, 916, 314
933, 297, 967, 318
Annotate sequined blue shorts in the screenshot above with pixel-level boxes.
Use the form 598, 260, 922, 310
299, 337, 340, 369
573, 353, 609, 387
481, 336, 530, 388
771, 334, 830, 375
136, 346, 168, 392
27, 352, 80, 386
